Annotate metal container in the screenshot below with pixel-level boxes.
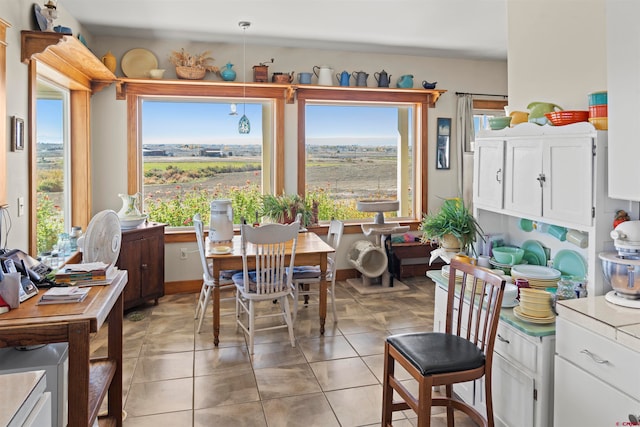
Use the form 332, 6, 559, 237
599, 252, 640, 299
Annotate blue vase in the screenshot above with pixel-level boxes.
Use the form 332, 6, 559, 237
221, 62, 236, 81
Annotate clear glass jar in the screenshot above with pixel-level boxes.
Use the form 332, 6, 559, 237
69, 226, 82, 251
57, 233, 71, 257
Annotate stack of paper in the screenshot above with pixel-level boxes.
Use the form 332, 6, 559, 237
38, 286, 90, 305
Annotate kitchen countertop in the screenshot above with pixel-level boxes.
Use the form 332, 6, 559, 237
556, 296, 640, 352
427, 270, 556, 337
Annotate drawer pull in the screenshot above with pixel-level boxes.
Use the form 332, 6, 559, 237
580, 349, 609, 365
497, 334, 510, 344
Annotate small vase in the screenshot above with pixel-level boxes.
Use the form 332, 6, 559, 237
101, 51, 117, 74
220, 62, 236, 81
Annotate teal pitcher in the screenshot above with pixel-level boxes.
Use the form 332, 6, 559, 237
220, 62, 236, 81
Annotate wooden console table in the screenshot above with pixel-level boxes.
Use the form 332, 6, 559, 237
0, 270, 128, 427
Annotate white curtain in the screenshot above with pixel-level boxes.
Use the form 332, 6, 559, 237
456, 94, 475, 197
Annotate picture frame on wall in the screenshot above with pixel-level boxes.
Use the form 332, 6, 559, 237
436, 117, 451, 170
11, 116, 24, 151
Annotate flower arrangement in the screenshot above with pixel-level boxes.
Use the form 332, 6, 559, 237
420, 197, 483, 255
169, 49, 219, 79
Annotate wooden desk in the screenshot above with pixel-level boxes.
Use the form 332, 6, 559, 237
0, 270, 128, 427
206, 232, 334, 346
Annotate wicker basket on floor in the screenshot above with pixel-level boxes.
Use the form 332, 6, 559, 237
176, 66, 206, 80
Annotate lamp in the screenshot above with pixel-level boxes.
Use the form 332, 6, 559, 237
41, 0, 58, 32
238, 21, 251, 134
229, 103, 237, 116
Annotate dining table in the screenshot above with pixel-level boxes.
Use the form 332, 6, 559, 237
206, 231, 335, 346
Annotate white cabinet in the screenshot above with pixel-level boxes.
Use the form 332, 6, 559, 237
474, 138, 505, 209
554, 316, 640, 425
433, 282, 555, 427
476, 124, 595, 227
607, 0, 640, 201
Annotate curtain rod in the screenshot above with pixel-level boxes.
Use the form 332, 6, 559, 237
455, 92, 508, 99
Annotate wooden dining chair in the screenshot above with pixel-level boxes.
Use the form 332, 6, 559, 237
192, 213, 237, 333
290, 219, 343, 322
382, 258, 507, 427
232, 221, 300, 354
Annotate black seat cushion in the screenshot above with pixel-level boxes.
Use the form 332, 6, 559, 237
387, 332, 485, 376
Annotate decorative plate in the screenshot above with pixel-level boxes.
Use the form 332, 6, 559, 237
33, 4, 47, 31
521, 240, 547, 266
553, 249, 587, 278
121, 48, 158, 78
510, 264, 561, 280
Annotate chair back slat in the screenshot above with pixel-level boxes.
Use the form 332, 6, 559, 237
193, 213, 214, 282
240, 222, 299, 295
446, 259, 506, 357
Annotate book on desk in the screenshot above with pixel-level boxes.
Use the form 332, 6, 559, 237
38, 286, 90, 304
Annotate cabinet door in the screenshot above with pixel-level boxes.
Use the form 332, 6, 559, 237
543, 137, 593, 225
492, 353, 535, 427
474, 139, 505, 209
504, 139, 542, 216
120, 238, 142, 305
140, 232, 164, 300
607, 1, 640, 201
554, 356, 640, 426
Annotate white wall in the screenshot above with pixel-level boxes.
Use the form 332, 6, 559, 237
507, 0, 607, 112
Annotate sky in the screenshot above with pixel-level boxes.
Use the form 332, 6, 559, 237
37, 99, 403, 146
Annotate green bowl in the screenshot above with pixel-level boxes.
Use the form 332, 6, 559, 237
492, 246, 524, 264
488, 116, 512, 130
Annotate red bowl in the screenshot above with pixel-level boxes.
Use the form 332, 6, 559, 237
589, 104, 608, 118
545, 111, 589, 126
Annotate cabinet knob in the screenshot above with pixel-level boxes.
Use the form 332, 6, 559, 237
495, 168, 502, 183
141, 263, 148, 269
536, 173, 546, 187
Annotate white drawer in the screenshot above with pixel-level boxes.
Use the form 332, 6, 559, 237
556, 316, 640, 399
494, 321, 538, 373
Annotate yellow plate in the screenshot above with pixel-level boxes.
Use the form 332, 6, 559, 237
513, 306, 556, 324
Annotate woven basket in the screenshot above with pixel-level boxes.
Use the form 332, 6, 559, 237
176, 66, 206, 80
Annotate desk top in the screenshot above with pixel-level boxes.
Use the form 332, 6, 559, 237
0, 270, 128, 334
206, 231, 334, 258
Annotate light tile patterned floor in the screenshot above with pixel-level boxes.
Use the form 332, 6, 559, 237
90, 275, 479, 426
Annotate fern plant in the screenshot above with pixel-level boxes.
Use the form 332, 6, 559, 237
420, 198, 483, 254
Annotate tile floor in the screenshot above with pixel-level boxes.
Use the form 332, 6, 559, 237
90, 275, 478, 426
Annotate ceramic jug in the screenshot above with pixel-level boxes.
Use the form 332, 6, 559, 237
117, 193, 142, 218
374, 70, 391, 88
298, 72, 312, 84
396, 74, 414, 88
352, 71, 369, 87
220, 62, 236, 81
337, 70, 351, 87
313, 65, 334, 86
209, 199, 234, 242
101, 51, 116, 74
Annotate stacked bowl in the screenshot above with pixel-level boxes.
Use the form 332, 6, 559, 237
513, 288, 556, 324
588, 91, 608, 130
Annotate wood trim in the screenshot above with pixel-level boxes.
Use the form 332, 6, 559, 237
70, 91, 92, 227
296, 97, 306, 196
296, 86, 445, 106
274, 98, 285, 194
473, 99, 507, 111
28, 62, 37, 253
0, 19, 8, 207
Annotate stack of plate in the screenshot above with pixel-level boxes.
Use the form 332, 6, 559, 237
441, 265, 505, 290
514, 288, 555, 324
489, 258, 527, 275
521, 240, 548, 266
510, 264, 562, 289
588, 91, 608, 130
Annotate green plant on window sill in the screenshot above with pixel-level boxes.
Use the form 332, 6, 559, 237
419, 197, 483, 255
260, 194, 316, 227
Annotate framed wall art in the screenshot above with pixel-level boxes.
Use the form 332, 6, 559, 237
11, 116, 24, 151
436, 117, 451, 170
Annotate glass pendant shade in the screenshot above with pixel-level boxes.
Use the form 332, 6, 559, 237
238, 114, 250, 134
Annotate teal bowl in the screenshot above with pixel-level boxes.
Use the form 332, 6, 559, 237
588, 91, 607, 106
488, 116, 512, 130
492, 247, 525, 265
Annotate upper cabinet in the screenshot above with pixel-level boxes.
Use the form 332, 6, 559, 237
475, 123, 597, 228
607, 0, 640, 201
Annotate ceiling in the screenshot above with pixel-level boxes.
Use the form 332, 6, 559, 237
59, 0, 508, 61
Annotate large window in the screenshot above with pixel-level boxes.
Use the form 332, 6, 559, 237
304, 103, 415, 221
140, 99, 268, 226
35, 79, 70, 255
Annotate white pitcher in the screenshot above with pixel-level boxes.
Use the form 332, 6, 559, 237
209, 199, 233, 242
313, 65, 334, 86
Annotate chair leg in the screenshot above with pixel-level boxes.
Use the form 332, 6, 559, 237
381, 342, 395, 427
417, 376, 433, 427
196, 285, 212, 333
292, 282, 299, 323
445, 384, 454, 427
485, 369, 495, 427
330, 281, 338, 323
194, 284, 206, 319
281, 296, 295, 348
248, 300, 255, 355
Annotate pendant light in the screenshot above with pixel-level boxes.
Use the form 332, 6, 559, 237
238, 21, 251, 134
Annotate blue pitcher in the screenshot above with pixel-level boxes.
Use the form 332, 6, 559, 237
337, 70, 351, 87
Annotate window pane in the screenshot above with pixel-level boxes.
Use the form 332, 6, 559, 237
36, 80, 69, 255
141, 99, 265, 227
305, 104, 415, 221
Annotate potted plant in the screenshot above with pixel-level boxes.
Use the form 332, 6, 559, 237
420, 198, 483, 255
169, 48, 219, 80
261, 194, 313, 226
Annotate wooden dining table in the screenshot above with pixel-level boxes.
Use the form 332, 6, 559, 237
206, 231, 335, 346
